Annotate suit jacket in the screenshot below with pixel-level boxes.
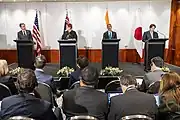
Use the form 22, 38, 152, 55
17, 30, 33, 41
0, 76, 18, 95
0, 93, 57, 120
103, 31, 117, 40
62, 30, 77, 41
34, 69, 56, 94
142, 31, 159, 42
108, 89, 158, 120
68, 69, 81, 88
140, 70, 164, 92
62, 86, 108, 120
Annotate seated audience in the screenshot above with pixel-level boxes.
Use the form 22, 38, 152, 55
0, 69, 59, 120
0, 60, 17, 95
158, 72, 180, 120
62, 66, 108, 120
68, 56, 89, 88
140, 56, 164, 93
108, 74, 158, 120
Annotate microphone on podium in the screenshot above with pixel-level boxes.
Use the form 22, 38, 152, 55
157, 30, 166, 38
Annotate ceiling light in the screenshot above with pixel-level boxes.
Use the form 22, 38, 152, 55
13, 0, 16, 2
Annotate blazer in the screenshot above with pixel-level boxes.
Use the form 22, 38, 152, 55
142, 31, 159, 42
62, 86, 108, 120
103, 31, 117, 40
108, 89, 158, 120
140, 70, 164, 92
0, 93, 57, 120
0, 76, 18, 95
62, 30, 77, 41
17, 30, 33, 41
68, 69, 81, 88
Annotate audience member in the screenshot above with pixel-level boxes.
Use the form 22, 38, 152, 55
68, 56, 89, 88
140, 56, 164, 92
158, 72, 180, 120
108, 74, 158, 120
62, 66, 108, 120
0, 60, 17, 95
0, 69, 60, 120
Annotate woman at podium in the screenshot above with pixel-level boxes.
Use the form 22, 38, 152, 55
62, 24, 77, 41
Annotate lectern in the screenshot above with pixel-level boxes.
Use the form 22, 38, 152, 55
144, 38, 168, 70
102, 39, 120, 68
58, 39, 77, 69
14, 40, 35, 69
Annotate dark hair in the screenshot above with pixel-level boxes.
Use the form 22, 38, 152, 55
107, 24, 112, 27
77, 56, 89, 69
81, 66, 99, 86
19, 23, 25, 28
149, 24, 156, 28
34, 55, 46, 69
151, 56, 164, 68
120, 74, 137, 86
17, 69, 37, 93
67, 23, 72, 29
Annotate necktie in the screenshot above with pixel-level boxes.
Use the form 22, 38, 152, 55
23, 31, 26, 36
108, 31, 112, 39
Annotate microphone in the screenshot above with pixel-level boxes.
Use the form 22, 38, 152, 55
157, 30, 166, 38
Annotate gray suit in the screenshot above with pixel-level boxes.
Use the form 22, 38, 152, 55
140, 70, 164, 92
17, 30, 33, 41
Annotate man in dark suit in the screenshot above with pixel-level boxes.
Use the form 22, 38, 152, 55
103, 24, 117, 40
62, 66, 108, 120
0, 69, 60, 120
108, 74, 158, 120
140, 56, 164, 93
17, 23, 33, 41
62, 23, 77, 41
68, 56, 89, 88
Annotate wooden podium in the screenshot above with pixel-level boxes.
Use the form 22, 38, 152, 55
144, 38, 168, 70
14, 40, 35, 69
58, 39, 77, 69
102, 39, 120, 68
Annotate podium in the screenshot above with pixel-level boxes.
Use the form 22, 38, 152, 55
58, 40, 77, 69
144, 38, 168, 70
14, 40, 35, 69
102, 39, 120, 68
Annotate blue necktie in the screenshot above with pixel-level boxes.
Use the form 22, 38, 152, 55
108, 31, 112, 39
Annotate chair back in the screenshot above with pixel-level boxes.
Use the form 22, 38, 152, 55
147, 81, 160, 94
105, 80, 122, 93
70, 115, 98, 120
121, 115, 153, 120
8, 116, 34, 120
70, 81, 80, 89
35, 82, 54, 106
0, 83, 12, 101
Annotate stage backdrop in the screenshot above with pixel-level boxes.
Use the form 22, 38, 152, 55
0, 0, 171, 50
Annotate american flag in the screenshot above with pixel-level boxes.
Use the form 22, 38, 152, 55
63, 10, 70, 33
32, 11, 42, 56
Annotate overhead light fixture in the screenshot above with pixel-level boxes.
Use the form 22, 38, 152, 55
13, 0, 16, 2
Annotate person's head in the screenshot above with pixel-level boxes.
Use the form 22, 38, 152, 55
120, 74, 137, 93
34, 55, 46, 69
160, 72, 180, 104
77, 56, 89, 70
67, 23, 72, 31
17, 69, 37, 93
0, 60, 9, 77
19, 23, 26, 30
150, 56, 164, 71
149, 24, 156, 32
80, 66, 99, 88
107, 24, 112, 31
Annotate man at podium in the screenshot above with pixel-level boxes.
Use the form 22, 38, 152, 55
62, 23, 77, 41
103, 24, 117, 40
17, 23, 33, 41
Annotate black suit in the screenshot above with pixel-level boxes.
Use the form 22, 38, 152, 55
17, 30, 33, 41
108, 89, 158, 120
62, 30, 77, 41
68, 69, 81, 88
62, 86, 108, 120
0, 93, 57, 120
103, 31, 117, 40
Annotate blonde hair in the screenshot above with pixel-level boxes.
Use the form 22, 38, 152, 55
0, 60, 9, 76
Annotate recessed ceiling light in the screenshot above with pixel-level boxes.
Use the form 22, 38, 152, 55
27, 0, 29, 1
13, 0, 16, 2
